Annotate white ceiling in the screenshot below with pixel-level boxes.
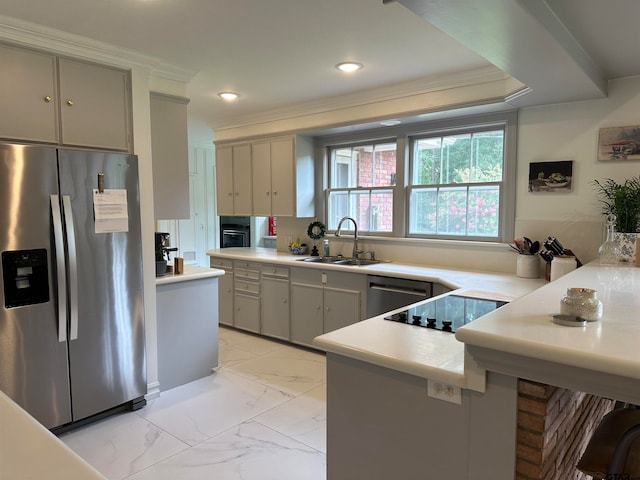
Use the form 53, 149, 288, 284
1, 0, 639, 135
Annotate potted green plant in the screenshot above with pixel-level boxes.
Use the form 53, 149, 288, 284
592, 175, 640, 261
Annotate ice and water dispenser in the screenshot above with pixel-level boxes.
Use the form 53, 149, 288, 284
1, 249, 50, 308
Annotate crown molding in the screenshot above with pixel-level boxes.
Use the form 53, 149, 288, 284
210, 65, 511, 131
0, 14, 195, 82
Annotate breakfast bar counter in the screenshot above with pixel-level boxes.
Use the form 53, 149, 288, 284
456, 262, 640, 404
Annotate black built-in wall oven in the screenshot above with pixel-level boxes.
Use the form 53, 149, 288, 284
220, 216, 251, 248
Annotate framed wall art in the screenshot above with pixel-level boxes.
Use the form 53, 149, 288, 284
528, 160, 573, 193
597, 125, 640, 161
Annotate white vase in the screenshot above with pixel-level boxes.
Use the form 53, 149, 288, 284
613, 232, 638, 263
516, 254, 539, 278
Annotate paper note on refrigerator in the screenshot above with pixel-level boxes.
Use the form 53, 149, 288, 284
93, 189, 129, 233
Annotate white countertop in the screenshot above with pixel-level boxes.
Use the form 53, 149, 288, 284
0, 390, 105, 479
156, 265, 224, 285
456, 262, 640, 403
208, 248, 545, 388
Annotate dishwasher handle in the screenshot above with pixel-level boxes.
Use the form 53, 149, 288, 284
369, 283, 429, 297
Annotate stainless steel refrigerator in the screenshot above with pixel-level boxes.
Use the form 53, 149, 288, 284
0, 143, 146, 430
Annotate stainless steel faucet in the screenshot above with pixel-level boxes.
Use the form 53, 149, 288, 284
335, 216, 363, 259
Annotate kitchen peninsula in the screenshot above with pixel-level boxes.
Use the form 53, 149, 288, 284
156, 265, 224, 391
315, 261, 639, 479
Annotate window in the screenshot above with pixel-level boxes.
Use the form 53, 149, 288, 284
320, 112, 516, 242
326, 142, 396, 233
409, 127, 504, 240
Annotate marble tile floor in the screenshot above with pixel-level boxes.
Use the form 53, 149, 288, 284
60, 326, 327, 480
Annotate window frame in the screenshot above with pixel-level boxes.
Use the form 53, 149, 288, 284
324, 137, 399, 236
317, 111, 517, 243
407, 122, 510, 242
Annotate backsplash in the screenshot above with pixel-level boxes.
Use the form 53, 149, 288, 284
275, 217, 603, 274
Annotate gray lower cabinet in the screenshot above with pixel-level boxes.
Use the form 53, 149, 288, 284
261, 265, 290, 340
210, 256, 234, 327
290, 267, 366, 348
290, 282, 324, 347
234, 261, 260, 333
209, 258, 369, 347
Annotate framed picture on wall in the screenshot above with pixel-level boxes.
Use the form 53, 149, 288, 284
528, 160, 573, 193
598, 125, 640, 161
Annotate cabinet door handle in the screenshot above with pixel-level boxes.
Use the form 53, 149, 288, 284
43, 95, 52, 103
66, 99, 74, 106
282, 298, 287, 304
266, 191, 270, 196
273, 190, 278, 196
315, 305, 321, 311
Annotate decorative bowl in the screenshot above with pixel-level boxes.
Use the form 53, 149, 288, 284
288, 245, 308, 255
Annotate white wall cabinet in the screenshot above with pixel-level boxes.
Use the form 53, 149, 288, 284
290, 267, 366, 348
215, 143, 253, 215
252, 135, 315, 217
0, 43, 132, 151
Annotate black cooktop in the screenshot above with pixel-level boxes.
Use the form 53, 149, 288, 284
384, 294, 508, 333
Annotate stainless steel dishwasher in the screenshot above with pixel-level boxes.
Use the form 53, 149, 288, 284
367, 275, 436, 318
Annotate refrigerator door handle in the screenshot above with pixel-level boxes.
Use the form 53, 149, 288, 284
50, 195, 67, 343
62, 195, 79, 341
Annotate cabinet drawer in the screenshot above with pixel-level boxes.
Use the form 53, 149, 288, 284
235, 280, 260, 296
235, 269, 260, 282
210, 257, 233, 269
260, 264, 289, 279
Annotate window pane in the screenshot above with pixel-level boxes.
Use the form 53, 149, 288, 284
437, 187, 468, 235
370, 190, 393, 232
372, 143, 397, 187
328, 189, 393, 232
441, 134, 471, 184
413, 138, 442, 185
331, 143, 396, 188
467, 185, 500, 237
328, 191, 349, 230
470, 131, 504, 182
409, 187, 437, 234
332, 148, 353, 188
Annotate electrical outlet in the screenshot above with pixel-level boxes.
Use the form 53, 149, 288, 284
427, 380, 462, 404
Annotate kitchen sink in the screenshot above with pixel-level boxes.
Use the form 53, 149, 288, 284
331, 258, 380, 266
296, 256, 343, 263
295, 256, 379, 266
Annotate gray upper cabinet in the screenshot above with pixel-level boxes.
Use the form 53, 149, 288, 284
216, 134, 314, 217
215, 143, 253, 216
0, 44, 58, 143
58, 58, 131, 151
0, 43, 132, 151
252, 135, 315, 218
150, 92, 190, 220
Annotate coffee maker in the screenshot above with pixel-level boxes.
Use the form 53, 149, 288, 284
155, 232, 177, 276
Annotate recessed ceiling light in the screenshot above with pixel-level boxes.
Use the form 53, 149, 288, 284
336, 62, 363, 73
218, 92, 239, 101
380, 119, 401, 127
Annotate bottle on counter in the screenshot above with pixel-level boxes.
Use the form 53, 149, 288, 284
324, 239, 330, 257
